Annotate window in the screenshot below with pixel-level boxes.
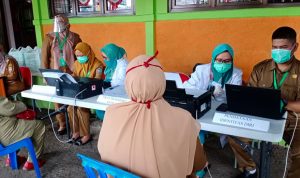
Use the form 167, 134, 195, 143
50, 0, 134, 17
170, 0, 300, 12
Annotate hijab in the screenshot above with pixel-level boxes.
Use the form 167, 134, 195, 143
73, 42, 103, 78
0, 52, 6, 74
211, 43, 234, 88
101, 43, 126, 82
98, 54, 200, 178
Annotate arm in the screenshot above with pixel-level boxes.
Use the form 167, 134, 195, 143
231, 68, 243, 86
0, 97, 26, 117
286, 100, 300, 113
110, 59, 127, 87
41, 35, 51, 69
183, 65, 210, 90
248, 66, 260, 87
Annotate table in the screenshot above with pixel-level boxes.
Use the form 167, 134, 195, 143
22, 88, 285, 178
21, 89, 110, 111
21, 88, 110, 138
199, 100, 286, 178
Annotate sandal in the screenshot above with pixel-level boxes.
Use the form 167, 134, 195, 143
75, 137, 93, 146
67, 137, 81, 144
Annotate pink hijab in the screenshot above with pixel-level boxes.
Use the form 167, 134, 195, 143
98, 54, 201, 178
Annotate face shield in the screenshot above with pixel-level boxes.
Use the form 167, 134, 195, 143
53, 15, 69, 33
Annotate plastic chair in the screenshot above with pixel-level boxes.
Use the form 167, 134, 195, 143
19, 66, 40, 112
77, 153, 140, 178
19, 66, 32, 90
0, 138, 41, 178
0, 76, 6, 97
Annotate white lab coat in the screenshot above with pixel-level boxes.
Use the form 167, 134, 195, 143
183, 63, 243, 90
110, 58, 128, 87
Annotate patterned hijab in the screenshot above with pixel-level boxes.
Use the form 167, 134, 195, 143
211, 43, 234, 88
101, 43, 126, 82
98, 54, 200, 177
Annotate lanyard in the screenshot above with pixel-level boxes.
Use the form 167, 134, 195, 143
55, 32, 69, 52
82, 67, 91, 78
273, 70, 289, 89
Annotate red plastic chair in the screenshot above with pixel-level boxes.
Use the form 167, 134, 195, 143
19, 66, 32, 90
18, 67, 40, 112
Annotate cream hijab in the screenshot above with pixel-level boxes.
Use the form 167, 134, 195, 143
98, 54, 200, 178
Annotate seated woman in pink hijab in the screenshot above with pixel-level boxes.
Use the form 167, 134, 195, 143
98, 53, 207, 177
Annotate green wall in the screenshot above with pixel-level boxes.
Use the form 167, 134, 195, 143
29, 0, 300, 110
32, 0, 300, 56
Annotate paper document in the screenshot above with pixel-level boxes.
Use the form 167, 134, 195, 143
97, 85, 130, 104
164, 72, 184, 89
32, 85, 56, 95
42, 72, 77, 84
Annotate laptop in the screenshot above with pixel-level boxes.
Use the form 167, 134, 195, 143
224, 84, 284, 120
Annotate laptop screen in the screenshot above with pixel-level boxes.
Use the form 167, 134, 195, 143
225, 84, 282, 119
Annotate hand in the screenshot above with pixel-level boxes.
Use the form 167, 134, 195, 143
211, 81, 223, 96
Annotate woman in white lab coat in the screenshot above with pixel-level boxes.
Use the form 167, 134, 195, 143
96, 43, 128, 120
183, 43, 242, 100
183, 43, 243, 148
100, 43, 128, 88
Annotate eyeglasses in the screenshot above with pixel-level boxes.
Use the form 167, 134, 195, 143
215, 58, 232, 63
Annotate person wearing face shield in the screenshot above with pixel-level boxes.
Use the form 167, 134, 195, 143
229, 27, 300, 178
66, 42, 104, 146
95, 43, 128, 120
41, 14, 82, 135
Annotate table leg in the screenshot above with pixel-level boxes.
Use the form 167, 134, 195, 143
259, 141, 272, 178
64, 108, 71, 139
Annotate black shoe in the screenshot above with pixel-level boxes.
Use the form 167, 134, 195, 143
74, 137, 93, 146
67, 137, 81, 144
237, 170, 257, 178
57, 128, 67, 135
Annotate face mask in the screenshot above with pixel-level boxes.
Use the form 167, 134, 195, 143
271, 49, 292, 64
77, 56, 89, 64
213, 62, 232, 73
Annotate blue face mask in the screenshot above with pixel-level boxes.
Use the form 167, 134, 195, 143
271, 49, 292, 64
77, 56, 89, 64
213, 62, 232, 73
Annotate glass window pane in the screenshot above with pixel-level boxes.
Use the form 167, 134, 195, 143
78, 0, 102, 13
52, 0, 73, 14
268, 0, 300, 2
219, 0, 259, 3
175, 0, 209, 5
219, 0, 258, 4
106, 0, 132, 11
